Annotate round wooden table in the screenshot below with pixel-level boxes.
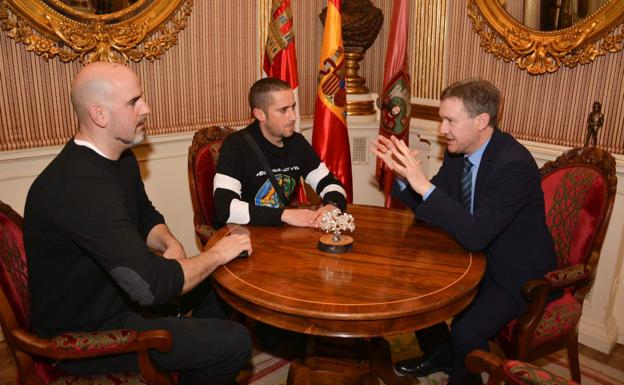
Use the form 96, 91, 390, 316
209, 204, 485, 385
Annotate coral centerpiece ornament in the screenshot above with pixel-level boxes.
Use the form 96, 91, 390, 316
318, 209, 355, 254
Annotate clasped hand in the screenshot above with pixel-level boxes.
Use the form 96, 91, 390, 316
282, 204, 338, 228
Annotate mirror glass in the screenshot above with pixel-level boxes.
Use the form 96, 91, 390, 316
58, 0, 140, 14
502, 0, 609, 31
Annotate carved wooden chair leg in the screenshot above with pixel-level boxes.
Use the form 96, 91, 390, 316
567, 334, 581, 383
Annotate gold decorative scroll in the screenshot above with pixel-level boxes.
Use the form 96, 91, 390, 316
468, 0, 624, 75
0, 0, 193, 64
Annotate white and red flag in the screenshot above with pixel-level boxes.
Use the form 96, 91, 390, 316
263, 0, 301, 132
377, 0, 411, 208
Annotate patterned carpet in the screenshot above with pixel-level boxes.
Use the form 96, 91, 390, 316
534, 353, 624, 385
239, 333, 624, 385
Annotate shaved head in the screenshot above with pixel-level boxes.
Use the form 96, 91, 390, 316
71, 62, 136, 122
70, 62, 151, 159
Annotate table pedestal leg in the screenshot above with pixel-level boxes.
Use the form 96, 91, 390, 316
287, 360, 311, 385
369, 337, 413, 385
285, 337, 413, 385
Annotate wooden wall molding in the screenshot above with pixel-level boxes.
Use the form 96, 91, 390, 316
411, 103, 442, 122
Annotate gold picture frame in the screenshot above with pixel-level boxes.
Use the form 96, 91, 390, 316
0, 0, 193, 64
468, 0, 624, 75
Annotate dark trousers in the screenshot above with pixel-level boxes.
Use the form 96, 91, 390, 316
58, 285, 252, 385
416, 274, 524, 385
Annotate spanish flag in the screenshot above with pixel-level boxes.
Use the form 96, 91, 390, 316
312, 0, 353, 203
377, 0, 411, 208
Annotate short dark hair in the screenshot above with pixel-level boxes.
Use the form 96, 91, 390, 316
440, 78, 501, 129
248, 78, 292, 112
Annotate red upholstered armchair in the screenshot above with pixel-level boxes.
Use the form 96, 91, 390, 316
0, 200, 175, 385
188, 126, 236, 246
467, 350, 578, 385
495, 147, 617, 382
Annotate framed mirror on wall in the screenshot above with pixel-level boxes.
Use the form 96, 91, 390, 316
503, 0, 608, 31
468, 0, 624, 75
0, 0, 193, 64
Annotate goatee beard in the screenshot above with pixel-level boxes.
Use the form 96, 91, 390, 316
115, 131, 145, 147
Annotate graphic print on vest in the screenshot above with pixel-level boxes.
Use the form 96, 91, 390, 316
255, 174, 296, 208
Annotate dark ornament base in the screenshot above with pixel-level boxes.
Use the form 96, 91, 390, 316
317, 234, 354, 254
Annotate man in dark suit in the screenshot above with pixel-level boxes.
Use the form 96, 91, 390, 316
371, 79, 556, 385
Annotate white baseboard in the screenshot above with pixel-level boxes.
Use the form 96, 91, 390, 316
615, 309, 624, 345
579, 314, 619, 353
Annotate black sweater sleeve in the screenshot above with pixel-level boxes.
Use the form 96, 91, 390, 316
60, 156, 184, 306
213, 132, 284, 226
293, 135, 347, 210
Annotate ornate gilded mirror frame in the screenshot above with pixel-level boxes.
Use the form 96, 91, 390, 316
468, 0, 624, 75
0, 0, 193, 64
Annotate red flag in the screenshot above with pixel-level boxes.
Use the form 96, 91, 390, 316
312, 0, 353, 203
263, 0, 308, 204
263, 0, 301, 133
377, 0, 411, 208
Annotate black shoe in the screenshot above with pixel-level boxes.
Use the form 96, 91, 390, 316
395, 350, 453, 377
462, 373, 483, 385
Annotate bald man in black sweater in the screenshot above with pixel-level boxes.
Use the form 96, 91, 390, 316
24, 62, 252, 385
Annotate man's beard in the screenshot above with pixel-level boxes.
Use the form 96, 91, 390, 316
115, 130, 145, 147
282, 124, 295, 137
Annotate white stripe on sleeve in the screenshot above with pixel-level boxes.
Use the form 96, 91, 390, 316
228, 199, 251, 224
214, 173, 242, 195
304, 163, 330, 190
319, 184, 347, 199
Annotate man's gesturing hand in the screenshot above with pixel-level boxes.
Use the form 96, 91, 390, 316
371, 135, 432, 196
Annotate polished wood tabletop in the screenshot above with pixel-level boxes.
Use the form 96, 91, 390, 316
209, 204, 485, 338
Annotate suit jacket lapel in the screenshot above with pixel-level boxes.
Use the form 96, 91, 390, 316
445, 152, 465, 201
473, 129, 503, 210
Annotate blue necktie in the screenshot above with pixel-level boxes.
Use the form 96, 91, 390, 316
459, 157, 473, 212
